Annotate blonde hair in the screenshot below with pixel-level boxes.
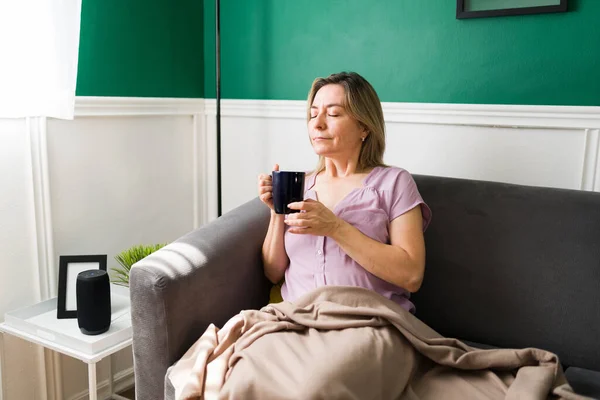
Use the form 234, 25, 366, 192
306, 71, 387, 175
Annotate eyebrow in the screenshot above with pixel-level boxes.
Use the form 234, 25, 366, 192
310, 103, 344, 109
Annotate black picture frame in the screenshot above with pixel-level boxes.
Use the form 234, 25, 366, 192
57, 254, 107, 319
456, 0, 568, 19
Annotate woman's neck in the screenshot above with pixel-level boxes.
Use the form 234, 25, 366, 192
323, 158, 363, 178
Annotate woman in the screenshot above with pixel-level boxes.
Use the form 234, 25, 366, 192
258, 71, 432, 313
170, 75, 573, 397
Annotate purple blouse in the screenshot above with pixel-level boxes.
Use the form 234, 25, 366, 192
280, 166, 432, 313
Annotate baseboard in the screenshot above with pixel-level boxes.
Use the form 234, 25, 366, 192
67, 368, 134, 400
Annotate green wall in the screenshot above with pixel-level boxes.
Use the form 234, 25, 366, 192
204, 0, 600, 106
76, 0, 204, 97
76, 0, 600, 106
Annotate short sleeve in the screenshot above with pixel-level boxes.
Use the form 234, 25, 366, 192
385, 169, 432, 231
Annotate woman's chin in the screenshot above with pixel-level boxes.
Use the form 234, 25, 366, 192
311, 144, 333, 156
313, 150, 332, 157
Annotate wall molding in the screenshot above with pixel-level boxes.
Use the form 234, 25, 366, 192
202, 98, 600, 199
192, 112, 210, 228
203, 99, 600, 129
74, 96, 210, 223
581, 129, 600, 191
74, 96, 600, 129
73, 97, 600, 124
75, 96, 600, 129
75, 97, 205, 117
69, 96, 600, 206
73, 96, 210, 225
76, 96, 598, 219
26, 116, 62, 400
26, 117, 56, 302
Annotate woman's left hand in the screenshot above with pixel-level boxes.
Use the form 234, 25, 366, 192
284, 199, 342, 237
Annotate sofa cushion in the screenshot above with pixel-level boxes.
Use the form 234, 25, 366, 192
564, 367, 600, 399
411, 175, 600, 372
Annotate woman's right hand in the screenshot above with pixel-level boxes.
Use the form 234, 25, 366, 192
259, 163, 289, 283
258, 164, 279, 211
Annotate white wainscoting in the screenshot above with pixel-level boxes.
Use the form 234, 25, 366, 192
0, 98, 206, 400
53, 99, 206, 400
0, 118, 48, 400
2, 97, 600, 400
204, 100, 600, 216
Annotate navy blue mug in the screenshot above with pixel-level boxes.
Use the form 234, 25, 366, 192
272, 171, 306, 214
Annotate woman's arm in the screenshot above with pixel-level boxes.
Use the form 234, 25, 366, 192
285, 199, 425, 292
257, 164, 290, 283
261, 211, 290, 284
331, 207, 425, 292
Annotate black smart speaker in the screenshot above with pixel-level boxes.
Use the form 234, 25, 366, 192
76, 269, 111, 335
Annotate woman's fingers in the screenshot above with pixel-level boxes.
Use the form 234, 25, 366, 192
257, 174, 273, 199
284, 217, 309, 227
287, 227, 310, 234
260, 192, 272, 201
287, 201, 317, 211
258, 175, 272, 183
258, 168, 278, 209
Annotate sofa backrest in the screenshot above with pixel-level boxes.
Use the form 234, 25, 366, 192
411, 175, 600, 371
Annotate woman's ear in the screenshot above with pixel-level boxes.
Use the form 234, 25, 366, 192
362, 125, 370, 137
358, 121, 368, 133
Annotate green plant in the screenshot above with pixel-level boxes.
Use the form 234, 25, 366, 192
110, 243, 167, 287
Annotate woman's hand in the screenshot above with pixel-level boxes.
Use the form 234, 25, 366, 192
284, 199, 343, 237
258, 164, 279, 211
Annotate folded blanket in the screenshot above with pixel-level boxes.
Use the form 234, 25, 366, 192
167, 286, 589, 400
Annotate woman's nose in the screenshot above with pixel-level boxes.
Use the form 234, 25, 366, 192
313, 112, 326, 130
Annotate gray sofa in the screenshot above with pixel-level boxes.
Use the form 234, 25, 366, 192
130, 175, 600, 400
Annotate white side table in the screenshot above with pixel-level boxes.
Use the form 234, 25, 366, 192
0, 285, 133, 400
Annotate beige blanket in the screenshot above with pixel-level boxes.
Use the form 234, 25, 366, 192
167, 286, 589, 400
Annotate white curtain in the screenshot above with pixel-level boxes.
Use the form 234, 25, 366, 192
0, 0, 83, 119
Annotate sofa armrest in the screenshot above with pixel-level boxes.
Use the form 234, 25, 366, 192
130, 197, 272, 400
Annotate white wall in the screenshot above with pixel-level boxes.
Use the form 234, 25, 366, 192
1, 99, 207, 400
2, 97, 600, 399
0, 119, 47, 399
47, 113, 201, 399
203, 100, 600, 215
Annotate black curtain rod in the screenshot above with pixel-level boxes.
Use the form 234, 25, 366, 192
216, 0, 222, 217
